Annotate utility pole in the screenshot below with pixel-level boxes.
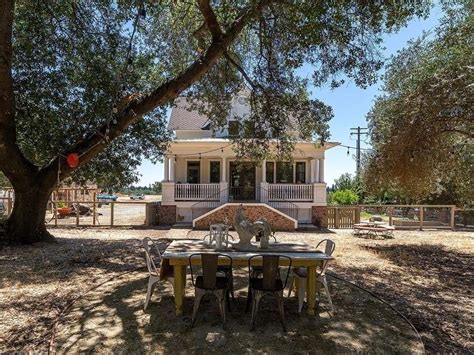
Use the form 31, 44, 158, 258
350, 126, 369, 178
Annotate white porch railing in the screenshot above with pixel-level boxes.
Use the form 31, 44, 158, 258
175, 183, 220, 201
268, 184, 314, 201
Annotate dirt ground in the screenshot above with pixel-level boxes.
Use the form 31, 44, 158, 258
0, 228, 472, 353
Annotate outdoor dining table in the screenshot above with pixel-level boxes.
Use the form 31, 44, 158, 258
161, 239, 334, 316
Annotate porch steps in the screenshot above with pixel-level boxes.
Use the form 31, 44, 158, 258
192, 203, 298, 231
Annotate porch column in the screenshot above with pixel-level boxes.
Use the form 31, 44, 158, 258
318, 158, 325, 183
310, 159, 316, 183
169, 156, 175, 182
260, 159, 269, 203
220, 157, 228, 203
163, 156, 169, 182
314, 159, 320, 183
221, 157, 227, 182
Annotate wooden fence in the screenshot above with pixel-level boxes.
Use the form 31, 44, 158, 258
327, 207, 360, 228
327, 205, 471, 230
46, 200, 154, 227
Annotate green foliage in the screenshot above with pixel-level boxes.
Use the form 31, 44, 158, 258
364, 2, 474, 206
330, 189, 359, 205
118, 182, 162, 195
0, 172, 10, 187
333, 173, 361, 193
9, 0, 430, 183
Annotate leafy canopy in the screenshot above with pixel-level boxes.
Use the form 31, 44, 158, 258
363, 1, 473, 205
11, 0, 430, 187
330, 189, 359, 205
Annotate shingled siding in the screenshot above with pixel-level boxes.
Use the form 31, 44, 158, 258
312, 206, 328, 228
194, 204, 296, 231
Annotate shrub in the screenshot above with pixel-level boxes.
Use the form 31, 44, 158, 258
330, 189, 359, 205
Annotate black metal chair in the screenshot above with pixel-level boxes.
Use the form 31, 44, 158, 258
189, 253, 233, 329
247, 254, 292, 332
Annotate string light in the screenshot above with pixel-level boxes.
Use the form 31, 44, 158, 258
346, 147, 350, 155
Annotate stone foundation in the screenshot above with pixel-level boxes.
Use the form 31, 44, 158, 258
157, 204, 177, 225
194, 204, 296, 231
312, 206, 328, 228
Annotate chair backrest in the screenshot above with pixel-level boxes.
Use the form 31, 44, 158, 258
189, 253, 232, 290
316, 239, 336, 256
316, 239, 335, 276
143, 237, 161, 276
248, 254, 292, 291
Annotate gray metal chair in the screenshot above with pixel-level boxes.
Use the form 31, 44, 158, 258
288, 239, 336, 314
142, 237, 174, 310
189, 253, 233, 329
248, 254, 292, 332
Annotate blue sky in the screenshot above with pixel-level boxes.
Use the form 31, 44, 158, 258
135, 7, 442, 187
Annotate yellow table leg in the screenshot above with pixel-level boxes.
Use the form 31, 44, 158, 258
174, 264, 186, 316
306, 265, 317, 316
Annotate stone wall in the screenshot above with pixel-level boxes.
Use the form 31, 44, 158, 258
157, 204, 177, 225
194, 204, 296, 231
312, 206, 328, 228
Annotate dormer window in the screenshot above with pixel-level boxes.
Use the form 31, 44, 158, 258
228, 120, 240, 137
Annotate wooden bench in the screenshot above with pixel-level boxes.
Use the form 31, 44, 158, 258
353, 223, 395, 239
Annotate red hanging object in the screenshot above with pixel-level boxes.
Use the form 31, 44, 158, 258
66, 153, 80, 168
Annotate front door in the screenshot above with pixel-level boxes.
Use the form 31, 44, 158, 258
229, 162, 256, 201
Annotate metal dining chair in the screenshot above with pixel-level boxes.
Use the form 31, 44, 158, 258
189, 253, 233, 329
142, 237, 174, 310
288, 239, 336, 314
248, 254, 292, 332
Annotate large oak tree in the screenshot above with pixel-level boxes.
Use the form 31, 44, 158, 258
364, 1, 473, 205
0, 0, 429, 243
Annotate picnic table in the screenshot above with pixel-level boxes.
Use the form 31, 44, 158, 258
162, 239, 333, 317
353, 222, 395, 238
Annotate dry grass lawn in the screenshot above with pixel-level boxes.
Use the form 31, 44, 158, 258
0, 227, 472, 353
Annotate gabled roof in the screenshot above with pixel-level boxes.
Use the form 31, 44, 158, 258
168, 96, 299, 131
168, 97, 210, 130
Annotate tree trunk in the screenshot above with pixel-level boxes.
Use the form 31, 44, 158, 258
5, 185, 55, 244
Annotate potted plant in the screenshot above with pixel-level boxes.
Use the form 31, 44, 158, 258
57, 201, 73, 217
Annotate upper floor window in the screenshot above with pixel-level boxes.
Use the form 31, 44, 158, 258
187, 161, 200, 183
228, 121, 240, 137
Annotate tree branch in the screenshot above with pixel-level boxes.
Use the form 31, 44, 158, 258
224, 52, 260, 91
197, 0, 222, 39
51, 0, 273, 179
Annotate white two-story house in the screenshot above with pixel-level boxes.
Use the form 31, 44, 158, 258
158, 95, 337, 230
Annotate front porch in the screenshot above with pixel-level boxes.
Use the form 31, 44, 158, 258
161, 155, 327, 204
159, 140, 330, 224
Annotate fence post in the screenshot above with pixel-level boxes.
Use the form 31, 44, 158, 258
419, 206, 424, 231
450, 206, 456, 230
389, 207, 393, 226
93, 201, 96, 226
110, 202, 114, 226
54, 202, 58, 227
334, 208, 340, 229
355, 207, 361, 224
76, 205, 79, 226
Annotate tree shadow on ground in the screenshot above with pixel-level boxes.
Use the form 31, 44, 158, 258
333, 243, 473, 353
53, 268, 422, 353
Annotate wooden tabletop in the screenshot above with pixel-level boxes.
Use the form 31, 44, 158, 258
162, 239, 333, 266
